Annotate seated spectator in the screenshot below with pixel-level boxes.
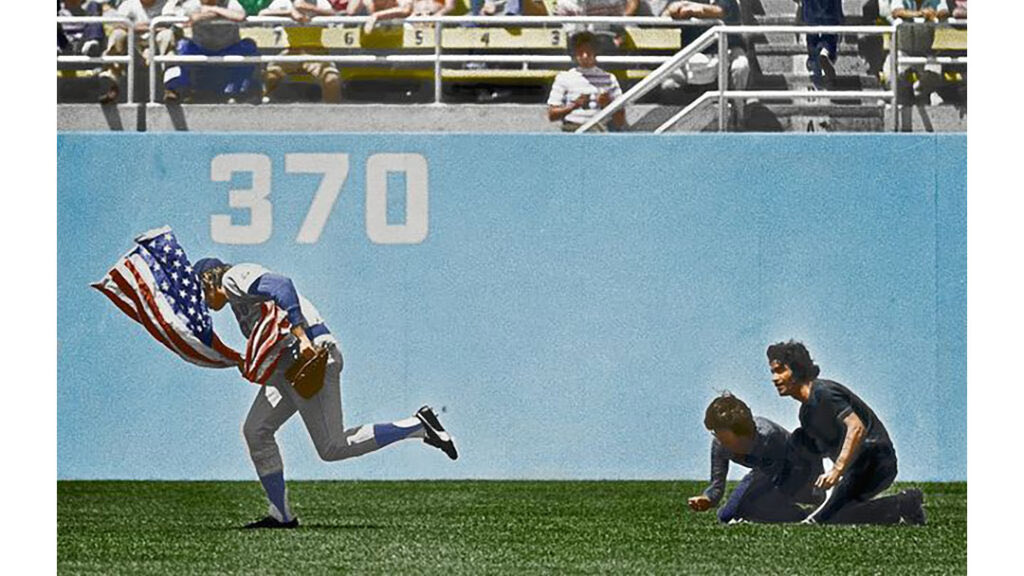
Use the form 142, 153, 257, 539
237, 0, 276, 13
796, 1, 843, 90
470, 0, 524, 16
555, 0, 638, 49
260, 0, 343, 103
547, 31, 626, 132
951, 0, 965, 19
555, 0, 638, 16
98, 0, 180, 104
58, 0, 107, 58
352, 0, 455, 35
883, 1, 951, 101
890, 0, 949, 21
660, 1, 750, 122
163, 0, 259, 103
635, 0, 669, 16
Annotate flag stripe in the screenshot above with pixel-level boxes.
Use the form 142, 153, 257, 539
123, 259, 227, 368
242, 302, 293, 384
91, 281, 141, 324
244, 306, 266, 372
250, 308, 287, 381
108, 267, 185, 361
211, 333, 242, 366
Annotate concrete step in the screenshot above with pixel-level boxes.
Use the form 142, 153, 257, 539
757, 0, 803, 16
760, 103, 885, 117
756, 53, 873, 76
753, 71, 882, 91
754, 14, 876, 26
757, 0, 868, 18
742, 102, 965, 133
652, 102, 885, 133
749, 35, 869, 52
752, 40, 870, 56
888, 102, 967, 132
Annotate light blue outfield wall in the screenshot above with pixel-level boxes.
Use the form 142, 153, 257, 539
57, 133, 966, 481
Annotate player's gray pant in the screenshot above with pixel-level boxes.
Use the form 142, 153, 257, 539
243, 337, 383, 477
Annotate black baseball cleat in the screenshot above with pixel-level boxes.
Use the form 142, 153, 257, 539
416, 405, 458, 460
243, 515, 300, 529
898, 488, 927, 525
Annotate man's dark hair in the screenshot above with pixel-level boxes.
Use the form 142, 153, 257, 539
199, 264, 232, 292
569, 31, 598, 55
766, 340, 821, 382
703, 392, 755, 437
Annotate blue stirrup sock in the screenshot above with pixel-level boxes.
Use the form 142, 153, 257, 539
258, 470, 291, 522
372, 417, 425, 447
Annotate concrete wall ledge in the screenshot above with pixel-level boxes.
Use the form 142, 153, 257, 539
58, 104, 140, 132
56, 102, 965, 133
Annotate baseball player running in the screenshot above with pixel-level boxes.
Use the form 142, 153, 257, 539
193, 257, 458, 529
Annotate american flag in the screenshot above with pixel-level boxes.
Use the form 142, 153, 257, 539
92, 226, 242, 369
242, 301, 294, 384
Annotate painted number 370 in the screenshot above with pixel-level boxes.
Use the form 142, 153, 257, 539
209, 153, 429, 245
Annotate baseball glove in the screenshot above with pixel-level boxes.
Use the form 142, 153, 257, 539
285, 346, 329, 399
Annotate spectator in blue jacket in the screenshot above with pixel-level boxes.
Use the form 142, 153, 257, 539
797, 0, 844, 90
163, 0, 260, 103
58, 0, 107, 57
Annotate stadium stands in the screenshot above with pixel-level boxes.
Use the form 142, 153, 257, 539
56, 0, 966, 132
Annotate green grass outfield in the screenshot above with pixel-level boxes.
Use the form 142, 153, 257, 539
58, 480, 966, 575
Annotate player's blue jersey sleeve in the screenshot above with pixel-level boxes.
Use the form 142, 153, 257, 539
247, 273, 308, 328
703, 439, 730, 505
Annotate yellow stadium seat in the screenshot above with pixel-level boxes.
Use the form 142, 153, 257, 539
883, 26, 967, 51
435, 27, 568, 49
933, 27, 967, 51
621, 27, 681, 50
240, 27, 281, 48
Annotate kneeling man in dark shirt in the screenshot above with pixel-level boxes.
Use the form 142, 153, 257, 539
767, 340, 926, 525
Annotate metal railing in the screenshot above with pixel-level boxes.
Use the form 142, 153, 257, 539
56, 15, 135, 104
583, 18, 967, 133
59, 14, 965, 130
146, 15, 715, 105
889, 18, 967, 131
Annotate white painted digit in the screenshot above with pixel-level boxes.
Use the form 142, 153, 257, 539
365, 153, 429, 245
210, 154, 272, 245
286, 153, 349, 244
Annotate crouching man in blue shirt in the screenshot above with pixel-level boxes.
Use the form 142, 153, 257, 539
690, 393, 824, 523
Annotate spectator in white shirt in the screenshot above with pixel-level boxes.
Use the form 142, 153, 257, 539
547, 32, 626, 132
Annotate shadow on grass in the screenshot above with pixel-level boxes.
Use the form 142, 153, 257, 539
220, 523, 386, 532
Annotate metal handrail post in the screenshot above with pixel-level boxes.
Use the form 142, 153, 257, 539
717, 29, 726, 132
434, 20, 443, 104
891, 20, 899, 132
56, 16, 134, 102
126, 24, 135, 104
149, 19, 158, 104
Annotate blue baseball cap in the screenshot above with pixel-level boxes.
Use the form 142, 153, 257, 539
193, 257, 225, 278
